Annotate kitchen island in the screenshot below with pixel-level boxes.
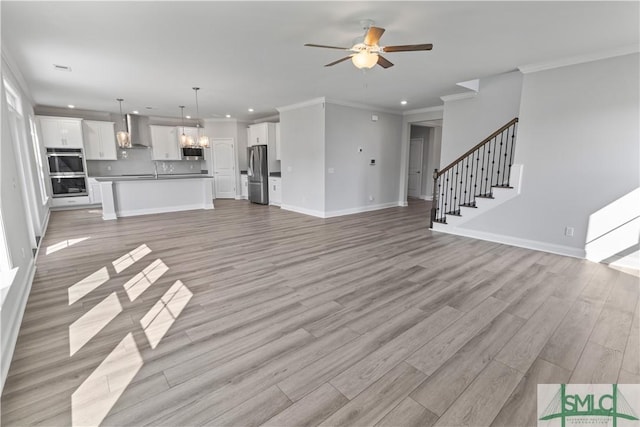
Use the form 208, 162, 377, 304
96, 174, 214, 220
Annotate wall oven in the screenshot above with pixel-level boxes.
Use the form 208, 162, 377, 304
47, 148, 88, 197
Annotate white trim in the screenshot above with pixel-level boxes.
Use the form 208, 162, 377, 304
276, 97, 325, 113
398, 201, 408, 207
117, 204, 211, 218
432, 226, 586, 259
1, 259, 36, 392
324, 202, 405, 218
325, 98, 400, 115
1, 48, 35, 105
204, 118, 237, 123
518, 44, 639, 74
252, 115, 280, 124
280, 204, 326, 218
402, 105, 444, 116
441, 92, 478, 102
456, 79, 480, 92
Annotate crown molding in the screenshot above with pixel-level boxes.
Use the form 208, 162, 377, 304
402, 105, 444, 116
1, 47, 35, 106
204, 117, 237, 123
518, 44, 639, 74
440, 92, 478, 102
324, 98, 400, 115
276, 97, 325, 113
253, 114, 280, 124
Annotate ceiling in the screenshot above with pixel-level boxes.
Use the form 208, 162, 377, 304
2, 1, 638, 121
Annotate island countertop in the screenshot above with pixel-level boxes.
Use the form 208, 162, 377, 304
93, 174, 213, 182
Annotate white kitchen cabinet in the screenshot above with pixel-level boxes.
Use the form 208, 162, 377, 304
150, 125, 181, 160
37, 116, 84, 148
83, 120, 117, 160
51, 196, 90, 208
275, 122, 281, 160
88, 178, 102, 204
241, 174, 248, 199
248, 122, 275, 146
269, 176, 281, 206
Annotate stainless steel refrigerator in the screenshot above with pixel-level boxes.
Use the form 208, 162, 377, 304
247, 145, 269, 204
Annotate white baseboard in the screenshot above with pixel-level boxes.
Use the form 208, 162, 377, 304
282, 202, 406, 219
432, 225, 586, 259
117, 204, 210, 218
280, 204, 326, 218
324, 202, 405, 218
398, 201, 409, 207
1, 259, 36, 392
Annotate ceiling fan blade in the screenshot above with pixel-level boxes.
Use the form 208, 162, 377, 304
383, 43, 433, 53
305, 43, 350, 50
325, 56, 353, 67
377, 55, 394, 69
364, 26, 385, 45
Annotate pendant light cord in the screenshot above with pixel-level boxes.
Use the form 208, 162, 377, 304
193, 87, 201, 139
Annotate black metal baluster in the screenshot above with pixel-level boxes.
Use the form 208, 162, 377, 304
473, 149, 480, 204
464, 156, 471, 206
496, 130, 504, 186
446, 170, 452, 219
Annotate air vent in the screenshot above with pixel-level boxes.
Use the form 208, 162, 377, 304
53, 64, 72, 72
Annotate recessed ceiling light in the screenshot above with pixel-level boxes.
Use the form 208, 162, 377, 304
132, 110, 139, 114
225, 114, 231, 118
53, 64, 71, 72
248, 108, 254, 112
186, 115, 191, 119
67, 104, 75, 109
401, 100, 408, 105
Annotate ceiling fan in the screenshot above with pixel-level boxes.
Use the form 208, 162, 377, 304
305, 20, 433, 69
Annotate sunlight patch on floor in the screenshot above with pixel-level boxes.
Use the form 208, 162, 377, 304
71, 333, 142, 427
123, 259, 169, 302
68, 267, 110, 305
140, 280, 193, 349
69, 292, 122, 356
112, 244, 152, 274
46, 237, 90, 255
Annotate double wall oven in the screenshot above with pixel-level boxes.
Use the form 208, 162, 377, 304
46, 148, 88, 197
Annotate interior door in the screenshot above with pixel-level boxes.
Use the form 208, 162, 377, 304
212, 138, 236, 199
408, 138, 424, 198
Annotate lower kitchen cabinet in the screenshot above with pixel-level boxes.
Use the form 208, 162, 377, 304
241, 174, 248, 199
88, 178, 102, 205
269, 177, 281, 206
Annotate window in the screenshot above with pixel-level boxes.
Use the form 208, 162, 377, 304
29, 116, 48, 204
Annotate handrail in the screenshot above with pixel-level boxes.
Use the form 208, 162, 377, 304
437, 117, 519, 177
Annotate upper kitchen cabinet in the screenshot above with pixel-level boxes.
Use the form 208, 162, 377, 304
150, 125, 181, 160
248, 122, 275, 147
83, 120, 117, 160
37, 116, 84, 148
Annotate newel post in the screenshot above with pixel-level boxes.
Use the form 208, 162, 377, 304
430, 168, 439, 228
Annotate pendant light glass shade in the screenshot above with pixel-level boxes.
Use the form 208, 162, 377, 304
116, 98, 131, 148
178, 105, 193, 147
192, 87, 210, 148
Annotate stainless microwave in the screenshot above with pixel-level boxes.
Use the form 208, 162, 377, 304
182, 147, 204, 160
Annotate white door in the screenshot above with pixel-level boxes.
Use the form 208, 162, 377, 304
408, 138, 423, 198
212, 138, 236, 199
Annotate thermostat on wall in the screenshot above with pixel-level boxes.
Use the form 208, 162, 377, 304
370, 159, 376, 165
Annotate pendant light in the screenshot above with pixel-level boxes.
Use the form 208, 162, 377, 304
192, 87, 210, 148
178, 105, 193, 148
116, 98, 131, 148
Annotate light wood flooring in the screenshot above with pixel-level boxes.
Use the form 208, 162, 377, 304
2, 199, 639, 426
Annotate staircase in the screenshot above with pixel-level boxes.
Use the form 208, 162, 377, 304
430, 118, 519, 228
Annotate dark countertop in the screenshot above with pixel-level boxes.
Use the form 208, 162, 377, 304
93, 174, 213, 182
269, 172, 281, 177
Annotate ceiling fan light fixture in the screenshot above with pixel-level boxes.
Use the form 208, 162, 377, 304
352, 51, 378, 69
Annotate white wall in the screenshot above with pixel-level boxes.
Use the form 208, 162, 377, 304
1, 55, 46, 390
324, 103, 403, 214
456, 53, 639, 258
279, 101, 325, 215
440, 71, 523, 167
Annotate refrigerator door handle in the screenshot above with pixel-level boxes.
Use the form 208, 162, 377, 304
248, 149, 254, 177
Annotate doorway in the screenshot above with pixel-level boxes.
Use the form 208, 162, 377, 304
408, 138, 423, 198
211, 138, 236, 199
